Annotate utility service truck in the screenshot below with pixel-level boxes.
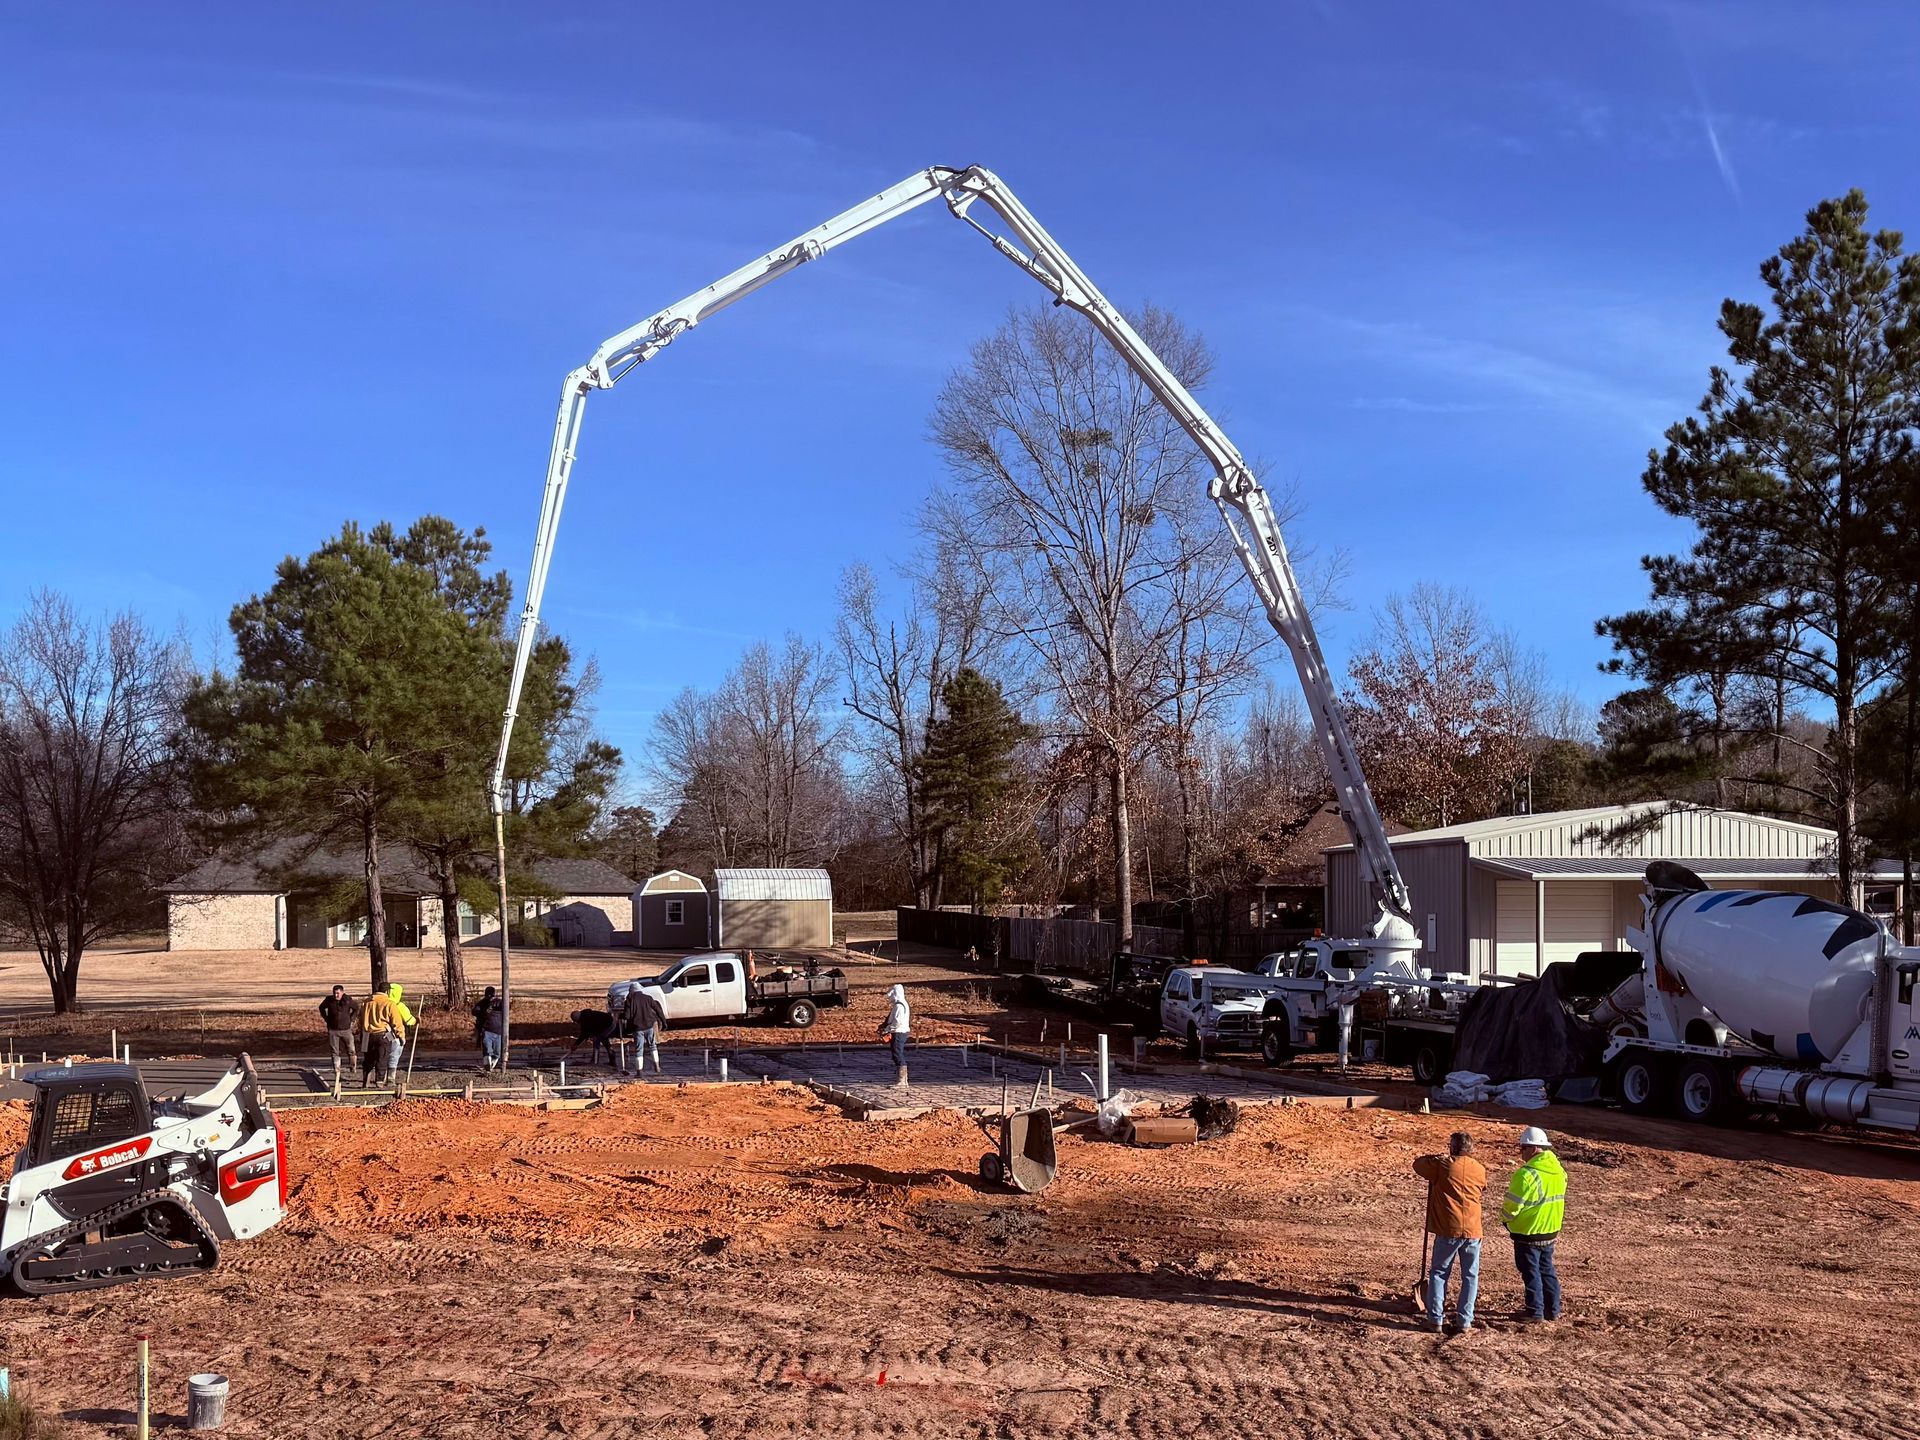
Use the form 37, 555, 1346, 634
608, 952, 848, 1030
1590, 861, 1920, 1131
1158, 965, 1277, 1056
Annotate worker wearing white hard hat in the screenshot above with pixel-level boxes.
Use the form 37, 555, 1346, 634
1501, 1126, 1565, 1323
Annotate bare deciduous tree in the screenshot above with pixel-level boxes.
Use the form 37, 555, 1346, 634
835, 556, 992, 908
0, 592, 194, 1012
1345, 584, 1531, 829
928, 304, 1235, 948
651, 635, 846, 871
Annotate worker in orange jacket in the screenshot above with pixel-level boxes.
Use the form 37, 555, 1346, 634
1412, 1131, 1487, 1335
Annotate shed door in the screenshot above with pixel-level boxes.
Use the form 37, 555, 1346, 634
1494, 882, 1537, 977
1544, 881, 1614, 963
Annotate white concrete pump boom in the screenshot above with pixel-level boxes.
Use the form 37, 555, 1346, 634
488, 164, 1419, 1054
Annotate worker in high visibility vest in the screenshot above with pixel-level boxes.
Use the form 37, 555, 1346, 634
1501, 1125, 1566, 1323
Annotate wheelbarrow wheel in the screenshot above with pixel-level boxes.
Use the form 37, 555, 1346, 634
978, 1152, 1005, 1184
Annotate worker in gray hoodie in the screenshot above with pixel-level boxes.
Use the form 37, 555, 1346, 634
878, 983, 911, 1088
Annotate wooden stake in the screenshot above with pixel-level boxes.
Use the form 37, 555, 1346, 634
136, 1336, 150, 1440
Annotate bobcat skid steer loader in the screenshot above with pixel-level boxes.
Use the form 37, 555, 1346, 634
2, 1057, 286, 1295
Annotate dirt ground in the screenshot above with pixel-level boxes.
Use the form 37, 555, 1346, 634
0, 924, 1043, 1060
3, 1080, 1918, 1438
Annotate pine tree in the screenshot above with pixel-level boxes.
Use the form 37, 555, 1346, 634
915, 669, 1031, 911
1599, 191, 1920, 900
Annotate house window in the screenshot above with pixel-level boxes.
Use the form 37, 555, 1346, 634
457, 901, 482, 938
665, 899, 685, 926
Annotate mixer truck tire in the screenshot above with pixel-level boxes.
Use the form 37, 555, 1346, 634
1674, 1058, 1737, 1123
1609, 1049, 1667, 1115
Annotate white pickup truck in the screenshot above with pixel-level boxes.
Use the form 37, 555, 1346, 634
1159, 966, 1281, 1056
607, 951, 849, 1029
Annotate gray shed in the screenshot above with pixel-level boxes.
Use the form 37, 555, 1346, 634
634, 870, 710, 950
1324, 802, 1906, 983
711, 868, 834, 950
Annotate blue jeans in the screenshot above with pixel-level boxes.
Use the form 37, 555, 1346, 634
1512, 1235, 1561, 1319
386, 1031, 406, 1073
1425, 1235, 1479, 1328
631, 1026, 660, 1073
482, 1031, 502, 1066
889, 1031, 908, 1066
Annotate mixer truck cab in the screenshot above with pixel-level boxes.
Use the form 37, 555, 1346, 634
1594, 861, 1920, 1132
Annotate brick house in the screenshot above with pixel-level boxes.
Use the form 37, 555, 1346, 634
162, 844, 636, 951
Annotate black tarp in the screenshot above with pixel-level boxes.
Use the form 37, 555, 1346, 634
1450, 953, 1642, 1083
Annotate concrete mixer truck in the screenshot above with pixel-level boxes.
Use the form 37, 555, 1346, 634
1591, 861, 1920, 1131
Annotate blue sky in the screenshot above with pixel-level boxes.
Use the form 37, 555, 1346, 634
4, 1, 1916, 770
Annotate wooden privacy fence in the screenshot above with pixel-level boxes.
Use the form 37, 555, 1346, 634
895, 908, 1190, 976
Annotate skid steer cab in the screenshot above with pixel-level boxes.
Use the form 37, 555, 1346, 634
1, 1058, 286, 1296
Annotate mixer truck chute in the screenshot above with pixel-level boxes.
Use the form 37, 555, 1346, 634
1591, 863, 1920, 1131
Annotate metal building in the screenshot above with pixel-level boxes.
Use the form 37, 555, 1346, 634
633, 870, 710, 950
710, 868, 834, 950
1324, 802, 1906, 982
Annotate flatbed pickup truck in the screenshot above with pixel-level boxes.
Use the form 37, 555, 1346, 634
608, 951, 849, 1029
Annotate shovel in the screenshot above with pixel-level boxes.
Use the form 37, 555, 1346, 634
1413, 1228, 1431, 1317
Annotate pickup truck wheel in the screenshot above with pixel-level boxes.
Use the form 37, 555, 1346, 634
1411, 1040, 1449, 1087
783, 998, 818, 1029
1183, 1024, 1202, 1060
1611, 1050, 1667, 1115
1260, 1026, 1292, 1067
1675, 1057, 1734, 1123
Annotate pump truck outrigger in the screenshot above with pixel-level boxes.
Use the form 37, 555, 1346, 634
484, 165, 1455, 1060
2, 1058, 286, 1296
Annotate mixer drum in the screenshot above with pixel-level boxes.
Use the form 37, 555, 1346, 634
1653, 889, 1880, 1062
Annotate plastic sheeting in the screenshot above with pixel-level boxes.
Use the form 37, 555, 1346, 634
1450, 954, 1641, 1083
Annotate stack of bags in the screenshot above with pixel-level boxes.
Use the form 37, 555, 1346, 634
1492, 1078, 1550, 1109
1434, 1070, 1491, 1107
1432, 1071, 1551, 1108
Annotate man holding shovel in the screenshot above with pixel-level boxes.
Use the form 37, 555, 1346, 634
1412, 1132, 1486, 1336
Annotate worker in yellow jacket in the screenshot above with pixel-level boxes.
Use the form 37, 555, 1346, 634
359, 986, 402, 1086
1501, 1125, 1566, 1323
384, 983, 416, 1085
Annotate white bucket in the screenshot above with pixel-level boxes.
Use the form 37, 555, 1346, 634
187, 1373, 229, 1431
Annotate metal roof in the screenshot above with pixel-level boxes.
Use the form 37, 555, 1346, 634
1324, 801, 1838, 851
163, 842, 633, 896
1472, 856, 1905, 882
712, 868, 834, 902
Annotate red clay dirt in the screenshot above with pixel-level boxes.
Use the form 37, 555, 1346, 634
3, 1083, 1919, 1438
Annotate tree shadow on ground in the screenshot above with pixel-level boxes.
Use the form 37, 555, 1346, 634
938, 1264, 1427, 1331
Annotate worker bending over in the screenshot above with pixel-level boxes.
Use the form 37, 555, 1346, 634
359, 984, 403, 1086
1502, 1125, 1566, 1323
1413, 1131, 1486, 1335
